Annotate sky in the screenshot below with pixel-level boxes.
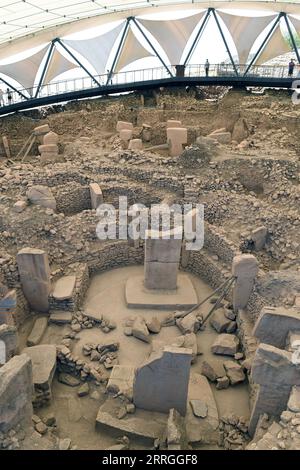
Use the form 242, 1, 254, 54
0, 7, 297, 94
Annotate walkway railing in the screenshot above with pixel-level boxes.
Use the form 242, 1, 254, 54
0, 63, 296, 110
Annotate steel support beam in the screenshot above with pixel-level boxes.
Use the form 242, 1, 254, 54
0, 76, 28, 100
244, 13, 283, 76
35, 42, 55, 98
183, 8, 212, 66
107, 18, 131, 85
284, 14, 300, 64
132, 17, 173, 77
56, 38, 101, 87
212, 8, 239, 76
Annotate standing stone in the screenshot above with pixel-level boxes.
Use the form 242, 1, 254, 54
0, 354, 33, 432
116, 121, 133, 132
249, 343, 300, 436
251, 226, 268, 251
232, 254, 259, 312
167, 128, 187, 157
128, 139, 143, 151
0, 324, 18, 361
133, 346, 192, 416
26, 186, 56, 210
17, 248, 51, 313
89, 183, 103, 210
144, 228, 182, 290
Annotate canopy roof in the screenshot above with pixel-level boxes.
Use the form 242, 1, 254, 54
0, 1, 300, 92
0, 1, 300, 57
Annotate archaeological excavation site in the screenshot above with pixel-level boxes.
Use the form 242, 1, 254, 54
0, 0, 300, 457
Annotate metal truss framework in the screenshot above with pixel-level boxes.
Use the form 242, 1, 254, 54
1, 8, 300, 100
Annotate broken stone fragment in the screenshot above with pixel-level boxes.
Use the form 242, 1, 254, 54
13, 200, 27, 213
27, 316, 48, 347
210, 310, 231, 333
166, 408, 187, 450
224, 361, 246, 385
200, 359, 226, 382
211, 334, 240, 357
146, 317, 161, 334
190, 400, 208, 418
58, 373, 80, 387
176, 312, 202, 334
216, 376, 230, 390
77, 383, 89, 397
26, 185, 56, 210
58, 438, 72, 450
132, 317, 151, 343
35, 422, 48, 435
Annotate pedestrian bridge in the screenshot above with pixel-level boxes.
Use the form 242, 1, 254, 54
0, 63, 298, 117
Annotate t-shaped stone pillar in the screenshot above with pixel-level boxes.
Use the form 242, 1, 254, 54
144, 228, 182, 290
232, 254, 258, 312
167, 128, 187, 157
17, 248, 51, 313
248, 343, 300, 436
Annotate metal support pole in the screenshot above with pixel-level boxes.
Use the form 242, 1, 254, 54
212, 8, 239, 76
132, 17, 173, 77
56, 38, 101, 87
244, 13, 282, 76
107, 18, 131, 85
283, 14, 300, 63
35, 42, 55, 98
0, 77, 28, 101
184, 8, 212, 66
201, 276, 236, 326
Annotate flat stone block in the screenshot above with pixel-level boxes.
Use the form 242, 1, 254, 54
52, 275, 76, 301
125, 273, 198, 310
145, 231, 182, 263
253, 306, 300, 349
23, 345, 56, 389
27, 317, 48, 347
49, 311, 72, 324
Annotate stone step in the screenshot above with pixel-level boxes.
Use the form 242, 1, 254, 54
49, 311, 72, 325
52, 275, 76, 301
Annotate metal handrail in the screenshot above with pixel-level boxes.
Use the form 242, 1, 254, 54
0, 63, 296, 108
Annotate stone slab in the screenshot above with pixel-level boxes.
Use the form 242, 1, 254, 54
133, 346, 192, 416
23, 345, 56, 388
125, 273, 198, 310
49, 311, 72, 324
253, 306, 300, 349
27, 316, 48, 347
0, 354, 33, 433
144, 261, 179, 290
52, 275, 76, 301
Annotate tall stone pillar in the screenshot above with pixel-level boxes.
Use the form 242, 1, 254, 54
17, 248, 51, 313
248, 343, 300, 436
232, 254, 258, 312
144, 228, 182, 290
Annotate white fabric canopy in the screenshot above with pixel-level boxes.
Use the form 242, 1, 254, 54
254, 25, 291, 65
1, 3, 300, 61
289, 16, 300, 35
138, 12, 205, 64
0, 45, 48, 94
43, 48, 78, 84
64, 22, 125, 76
114, 28, 154, 73
218, 11, 276, 63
